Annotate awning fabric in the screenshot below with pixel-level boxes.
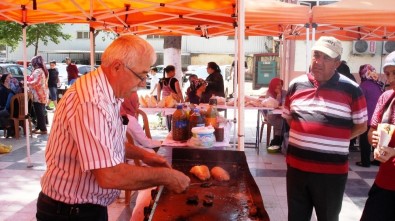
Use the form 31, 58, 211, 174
311, 0, 395, 41
0, 0, 310, 37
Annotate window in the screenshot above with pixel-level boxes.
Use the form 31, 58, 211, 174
147, 35, 164, 39
77, 31, 89, 39
227, 36, 249, 40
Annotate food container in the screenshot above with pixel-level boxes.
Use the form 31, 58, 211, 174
191, 126, 215, 148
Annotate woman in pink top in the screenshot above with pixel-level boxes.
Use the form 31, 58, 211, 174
27, 55, 49, 134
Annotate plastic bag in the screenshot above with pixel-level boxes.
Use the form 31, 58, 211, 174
262, 97, 279, 108
0, 143, 12, 154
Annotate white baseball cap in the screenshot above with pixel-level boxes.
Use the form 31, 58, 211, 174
311, 36, 343, 59
383, 51, 395, 70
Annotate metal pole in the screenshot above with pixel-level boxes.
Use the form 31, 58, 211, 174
23, 26, 32, 167
237, 0, 245, 151
305, 23, 310, 74
90, 27, 95, 68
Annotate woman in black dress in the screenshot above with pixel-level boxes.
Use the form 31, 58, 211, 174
200, 62, 225, 103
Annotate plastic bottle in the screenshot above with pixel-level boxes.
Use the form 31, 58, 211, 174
188, 108, 205, 138
183, 102, 191, 119
172, 104, 188, 141
205, 98, 218, 127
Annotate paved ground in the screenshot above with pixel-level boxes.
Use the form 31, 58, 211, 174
0, 108, 378, 221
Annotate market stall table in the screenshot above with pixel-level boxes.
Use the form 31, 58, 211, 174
140, 105, 274, 153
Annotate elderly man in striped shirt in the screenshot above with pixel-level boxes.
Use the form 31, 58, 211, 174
282, 36, 368, 221
36, 35, 190, 221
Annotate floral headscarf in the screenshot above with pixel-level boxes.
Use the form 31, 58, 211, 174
190, 78, 207, 92
359, 64, 385, 91
31, 55, 49, 78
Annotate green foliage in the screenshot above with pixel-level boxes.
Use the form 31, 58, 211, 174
26, 23, 71, 47
0, 21, 22, 50
0, 21, 71, 53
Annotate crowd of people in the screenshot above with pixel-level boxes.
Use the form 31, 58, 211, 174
0, 34, 394, 221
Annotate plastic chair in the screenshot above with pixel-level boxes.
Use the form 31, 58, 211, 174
259, 111, 272, 147
124, 109, 154, 205
136, 109, 152, 139
9, 93, 33, 139
124, 133, 141, 206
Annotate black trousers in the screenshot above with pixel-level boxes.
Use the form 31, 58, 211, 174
359, 127, 372, 166
33, 102, 47, 131
287, 166, 347, 221
36, 192, 108, 221
361, 183, 395, 221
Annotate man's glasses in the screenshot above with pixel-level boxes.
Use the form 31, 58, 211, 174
125, 65, 147, 82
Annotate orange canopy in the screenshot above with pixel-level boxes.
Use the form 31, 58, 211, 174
312, 0, 395, 40
0, 0, 236, 37
244, 0, 310, 38
0, 0, 310, 37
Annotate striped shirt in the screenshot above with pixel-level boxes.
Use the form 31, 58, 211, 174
41, 67, 126, 206
282, 73, 367, 174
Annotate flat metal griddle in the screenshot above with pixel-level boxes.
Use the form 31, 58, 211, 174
148, 148, 270, 221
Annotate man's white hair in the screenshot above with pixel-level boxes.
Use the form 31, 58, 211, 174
101, 35, 156, 68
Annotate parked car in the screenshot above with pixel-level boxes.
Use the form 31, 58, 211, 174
77, 65, 95, 75
0, 63, 31, 82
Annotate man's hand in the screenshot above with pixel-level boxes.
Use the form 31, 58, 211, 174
165, 169, 190, 193
141, 152, 171, 168
374, 146, 395, 163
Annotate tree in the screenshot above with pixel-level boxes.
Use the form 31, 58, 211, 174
0, 21, 22, 50
26, 23, 71, 55
163, 36, 183, 82
0, 21, 71, 55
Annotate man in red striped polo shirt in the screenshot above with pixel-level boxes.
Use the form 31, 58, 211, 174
282, 36, 367, 221
36, 35, 190, 221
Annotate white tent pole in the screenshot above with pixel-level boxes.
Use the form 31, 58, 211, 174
23, 26, 32, 167
232, 24, 238, 149
305, 23, 310, 74
312, 23, 317, 48
279, 39, 290, 88
237, 0, 245, 151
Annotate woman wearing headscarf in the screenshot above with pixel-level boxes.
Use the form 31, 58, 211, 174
200, 61, 225, 103
0, 74, 14, 117
263, 77, 287, 149
356, 64, 385, 167
27, 55, 49, 134
360, 51, 395, 221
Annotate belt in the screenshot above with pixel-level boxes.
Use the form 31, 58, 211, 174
38, 192, 106, 216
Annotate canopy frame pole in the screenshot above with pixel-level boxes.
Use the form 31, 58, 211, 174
305, 23, 310, 74
90, 26, 95, 68
21, 5, 32, 167
237, 0, 245, 151
232, 21, 238, 149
